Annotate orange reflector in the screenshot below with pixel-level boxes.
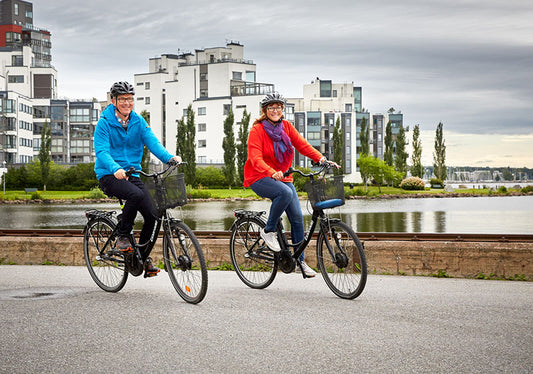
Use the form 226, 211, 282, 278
185, 285, 191, 293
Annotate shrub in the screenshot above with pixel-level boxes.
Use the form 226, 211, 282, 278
31, 191, 42, 200
497, 186, 508, 194
430, 178, 444, 188
345, 187, 368, 197
195, 166, 225, 188
399, 177, 425, 190
88, 187, 106, 199
520, 185, 533, 194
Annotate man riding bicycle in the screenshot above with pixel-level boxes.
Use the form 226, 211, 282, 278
94, 81, 181, 278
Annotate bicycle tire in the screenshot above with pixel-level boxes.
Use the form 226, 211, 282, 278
230, 217, 278, 289
163, 220, 208, 304
316, 220, 367, 299
83, 217, 128, 292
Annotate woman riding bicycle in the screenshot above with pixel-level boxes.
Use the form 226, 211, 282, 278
243, 92, 338, 277
94, 81, 181, 278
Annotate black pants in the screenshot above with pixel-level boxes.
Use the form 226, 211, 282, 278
99, 175, 157, 260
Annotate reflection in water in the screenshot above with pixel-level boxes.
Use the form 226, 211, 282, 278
0, 196, 532, 234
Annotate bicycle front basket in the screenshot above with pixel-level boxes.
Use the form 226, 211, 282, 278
145, 171, 187, 211
304, 175, 345, 209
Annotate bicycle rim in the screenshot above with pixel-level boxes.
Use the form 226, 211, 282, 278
163, 221, 208, 304
317, 221, 367, 299
230, 217, 277, 289
83, 218, 128, 292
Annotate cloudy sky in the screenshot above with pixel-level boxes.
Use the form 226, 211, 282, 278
31, 0, 533, 167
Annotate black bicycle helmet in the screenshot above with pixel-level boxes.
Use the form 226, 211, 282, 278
110, 81, 135, 98
260, 92, 286, 108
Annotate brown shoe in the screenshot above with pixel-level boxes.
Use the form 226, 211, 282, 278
144, 257, 160, 278
116, 236, 133, 253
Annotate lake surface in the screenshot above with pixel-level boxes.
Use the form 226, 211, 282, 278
0, 195, 531, 234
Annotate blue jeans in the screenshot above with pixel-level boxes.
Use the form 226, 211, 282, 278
250, 177, 305, 261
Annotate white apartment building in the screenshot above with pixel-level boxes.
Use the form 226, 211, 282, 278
134, 42, 273, 165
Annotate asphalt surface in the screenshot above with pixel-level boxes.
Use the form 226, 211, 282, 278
0, 266, 531, 374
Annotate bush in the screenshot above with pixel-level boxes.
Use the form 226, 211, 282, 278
88, 187, 106, 199
399, 177, 425, 190
195, 167, 225, 188
345, 187, 368, 197
497, 186, 508, 194
430, 178, 444, 188
520, 185, 533, 194
31, 191, 42, 200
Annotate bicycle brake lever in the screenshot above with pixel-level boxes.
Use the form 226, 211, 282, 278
283, 168, 294, 178
125, 167, 136, 177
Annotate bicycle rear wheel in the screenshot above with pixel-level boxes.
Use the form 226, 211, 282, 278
163, 220, 208, 304
83, 217, 128, 292
316, 220, 367, 299
230, 217, 278, 289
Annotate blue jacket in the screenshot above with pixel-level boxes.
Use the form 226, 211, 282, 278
94, 104, 173, 180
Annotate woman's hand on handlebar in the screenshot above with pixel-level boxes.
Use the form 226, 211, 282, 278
272, 170, 284, 181
168, 155, 182, 165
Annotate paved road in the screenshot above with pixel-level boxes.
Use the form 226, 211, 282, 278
0, 266, 531, 374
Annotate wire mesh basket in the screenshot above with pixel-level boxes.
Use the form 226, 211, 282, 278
144, 171, 187, 211
304, 175, 345, 209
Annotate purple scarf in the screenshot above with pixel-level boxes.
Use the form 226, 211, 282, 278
262, 119, 294, 168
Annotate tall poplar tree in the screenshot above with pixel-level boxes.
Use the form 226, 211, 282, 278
222, 107, 236, 187
38, 120, 51, 191
394, 124, 408, 174
332, 117, 344, 175
236, 109, 250, 185
384, 120, 394, 166
359, 116, 369, 156
176, 104, 196, 185
410, 124, 423, 178
433, 122, 447, 181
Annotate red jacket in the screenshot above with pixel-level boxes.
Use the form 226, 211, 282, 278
243, 119, 323, 187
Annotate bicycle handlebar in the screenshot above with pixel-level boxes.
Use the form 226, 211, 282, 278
283, 162, 332, 178
125, 161, 186, 178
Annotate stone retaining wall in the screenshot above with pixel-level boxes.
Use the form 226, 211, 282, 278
1, 236, 531, 280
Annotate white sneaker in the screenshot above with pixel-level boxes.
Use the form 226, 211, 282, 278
260, 229, 281, 252
297, 261, 317, 277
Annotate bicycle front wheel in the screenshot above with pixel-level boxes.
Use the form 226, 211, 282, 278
83, 217, 128, 292
229, 217, 278, 289
317, 220, 367, 299
163, 220, 208, 304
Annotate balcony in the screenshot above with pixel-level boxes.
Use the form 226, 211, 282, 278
230, 81, 274, 97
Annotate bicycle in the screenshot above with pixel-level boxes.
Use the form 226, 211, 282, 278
229, 163, 367, 299
83, 162, 208, 304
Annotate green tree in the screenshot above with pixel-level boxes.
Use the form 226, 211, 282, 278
236, 109, 251, 185
410, 124, 423, 178
394, 124, 408, 174
384, 120, 394, 167
222, 107, 236, 187
38, 120, 51, 191
433, 122, 447, 181
502, 168, 514, 181
359, 116, 369, 156
176, 105, 196, 185
357, 154, 374, 189
139, 110, 151, 172
332, 117, 344, 175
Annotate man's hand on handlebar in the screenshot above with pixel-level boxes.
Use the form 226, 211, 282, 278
114, 169, 128, 180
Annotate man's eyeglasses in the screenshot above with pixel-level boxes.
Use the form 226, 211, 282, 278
116, 97, 134, 103
267, 107, 283, 112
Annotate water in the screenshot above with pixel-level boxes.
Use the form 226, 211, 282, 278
0, 195, 531, 234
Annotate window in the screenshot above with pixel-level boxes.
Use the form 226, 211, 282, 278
223, 104, 231, 115
8, 75, 24, 83
198, 123, 206, 132
200, 89, 208, 98
183, 109, 188, 117
69, 108, 90, 122
333, 90, 337, 97
232, 71, 242, 80
198, 156, 206, 163
198, 139, 206, 148
14, 3, 18, 15
145, 82, 150, 90
145, 97, 150, 105
245, 71, 256, 82
198, 107, 206, 116
307, 131, 321, 140
200, 73, 208, 80
345, 103, 352, 112
5, 32, 21, 43
12, 55, 23, 66
320, 80, 332, 97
